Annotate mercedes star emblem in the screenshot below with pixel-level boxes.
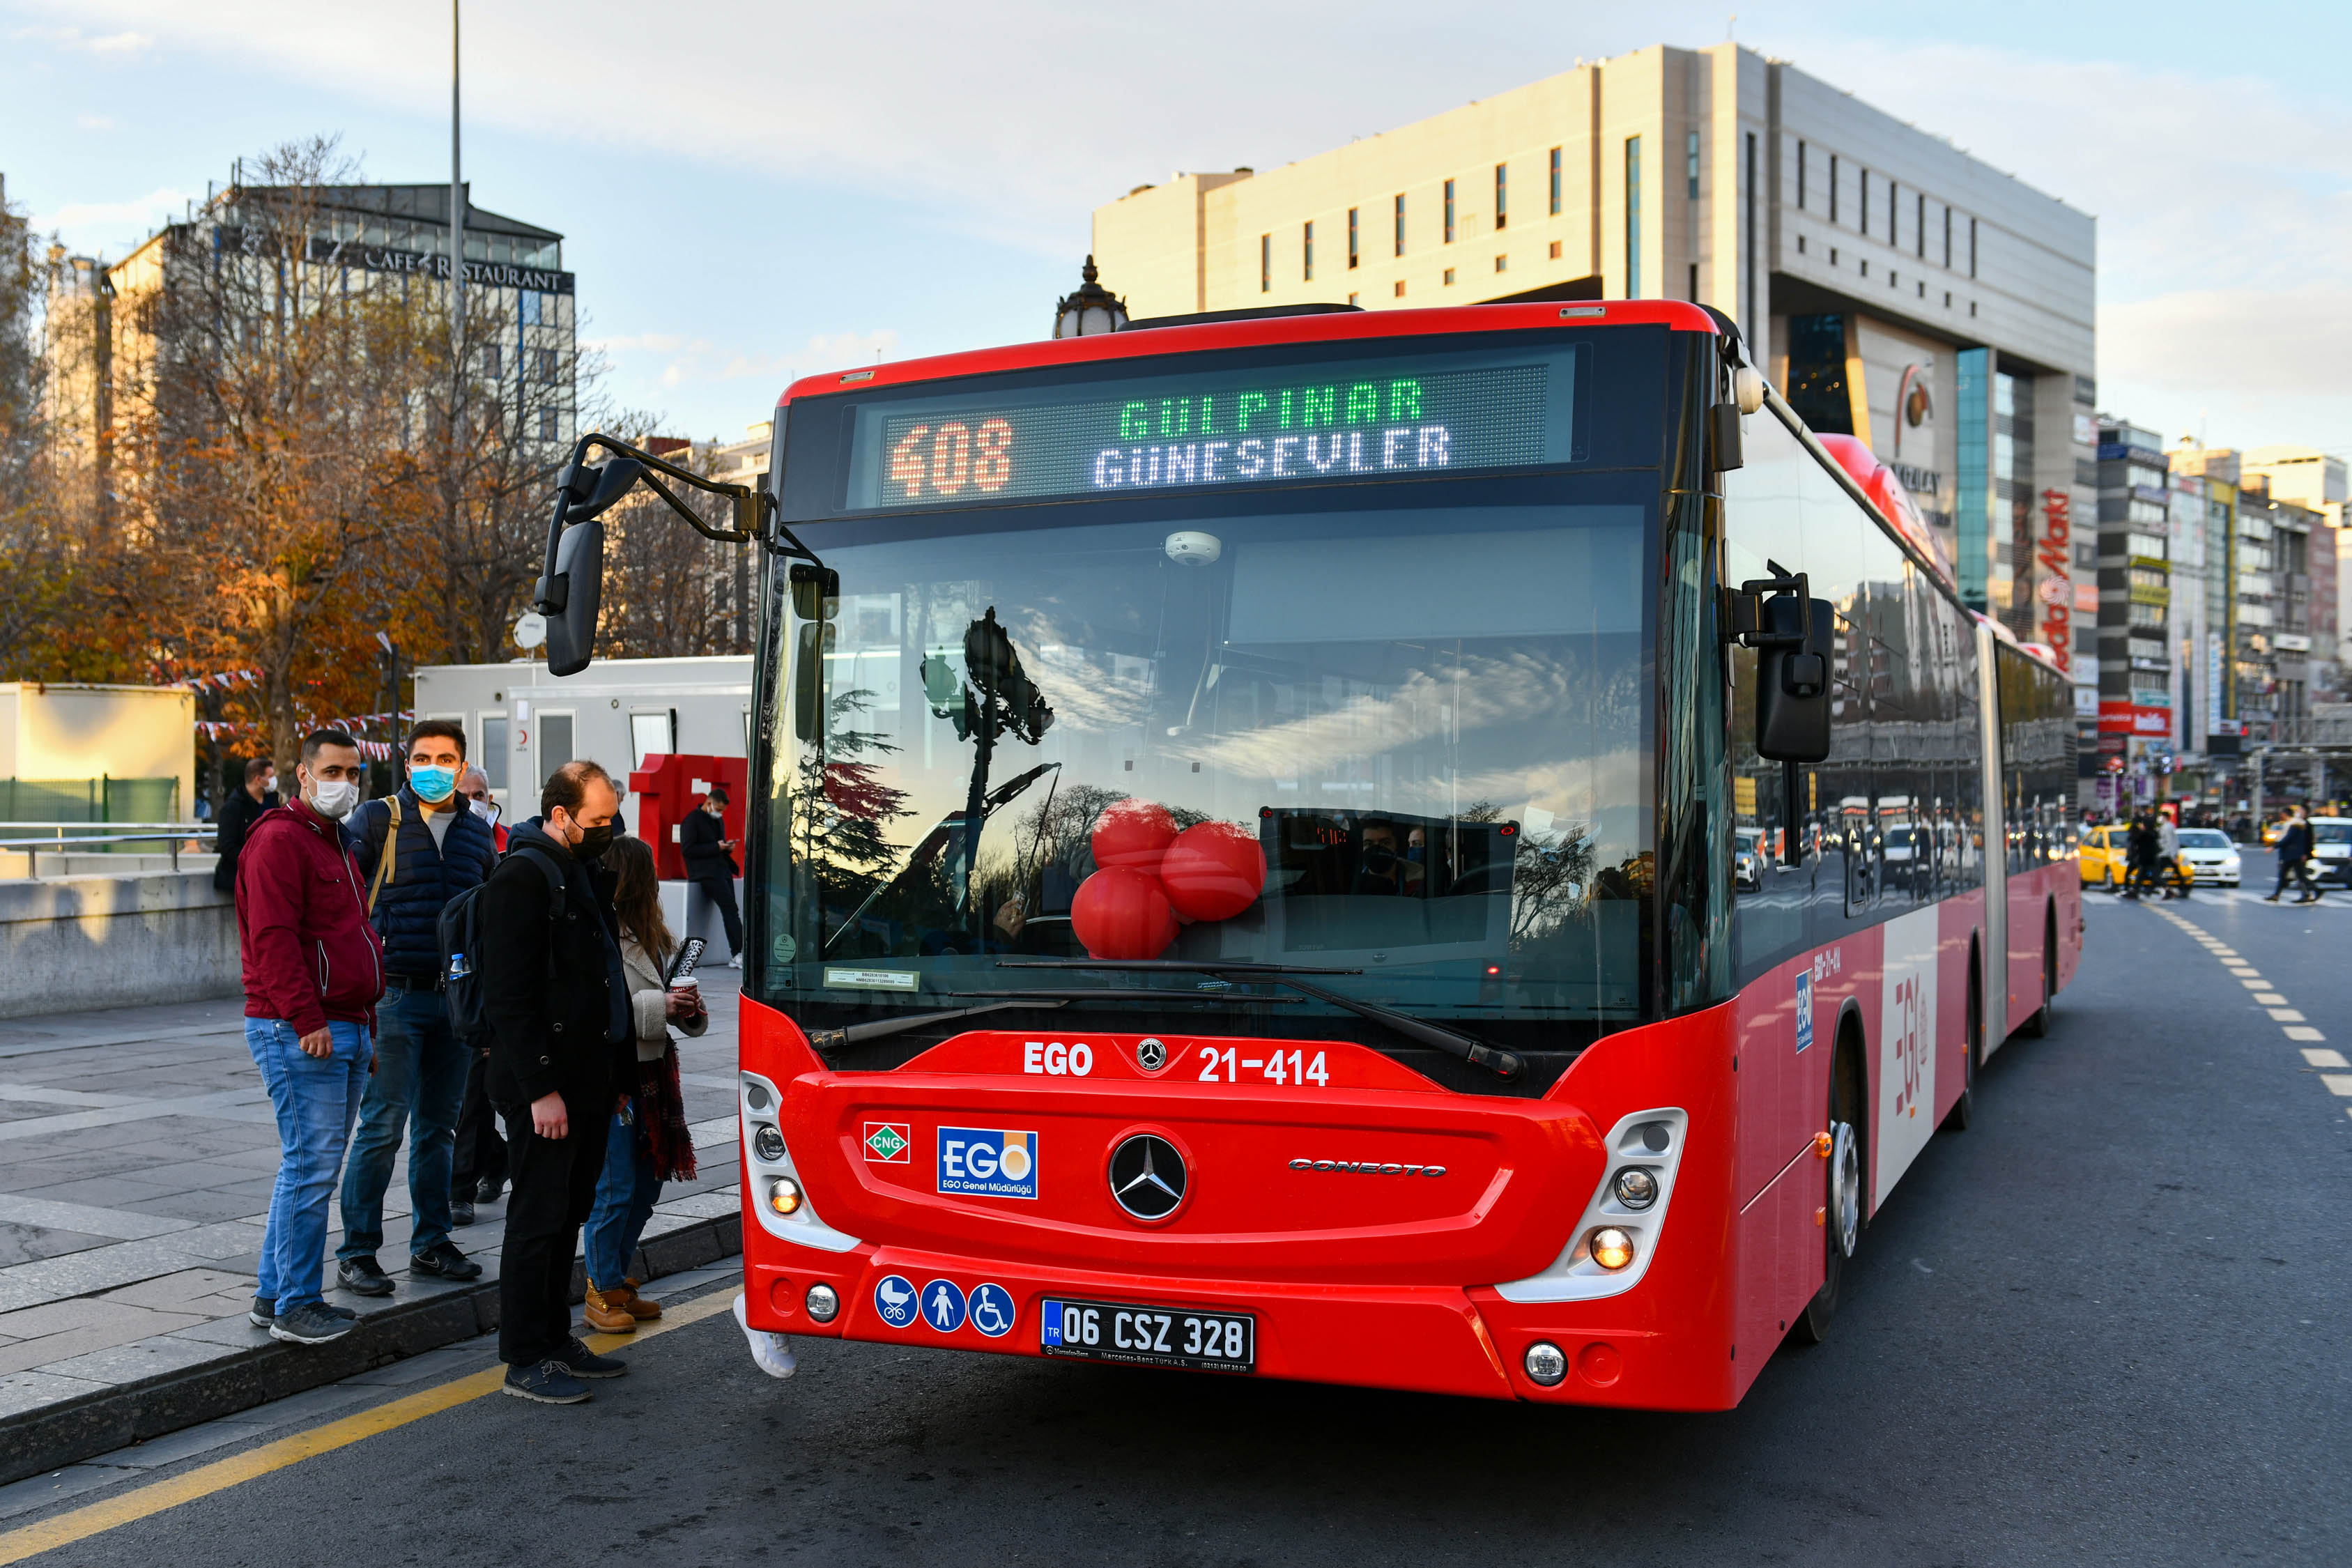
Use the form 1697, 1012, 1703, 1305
1136, 1037, 1167, 1072
1108, 1134, 1187, 1220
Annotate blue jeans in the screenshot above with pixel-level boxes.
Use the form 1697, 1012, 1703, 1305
582, 1101, 662, 1289
246, 1017, 371, 1314
337, 985, 469, 1263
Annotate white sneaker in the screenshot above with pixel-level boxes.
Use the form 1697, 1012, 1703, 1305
733, 1292, 796, 1378
725, 953, 743, 969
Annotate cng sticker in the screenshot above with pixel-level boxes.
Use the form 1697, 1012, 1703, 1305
863, 1122, 910, 1163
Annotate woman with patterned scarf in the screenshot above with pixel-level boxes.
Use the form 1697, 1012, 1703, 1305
582, 835, 704, 1332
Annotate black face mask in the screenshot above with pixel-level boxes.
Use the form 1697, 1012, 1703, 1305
572, 823, 615, 857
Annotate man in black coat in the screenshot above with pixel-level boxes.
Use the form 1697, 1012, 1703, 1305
211, 758, 279, 893
679, 783, 744, 967
2267, 807, 2318, 903
478, 759, 633, 1404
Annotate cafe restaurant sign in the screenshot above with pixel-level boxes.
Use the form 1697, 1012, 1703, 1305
208, 225, 572, 294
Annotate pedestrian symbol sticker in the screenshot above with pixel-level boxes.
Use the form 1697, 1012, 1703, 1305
968, 1282, 1015, 1338
863, 1121, 911, 1162
921, 1278, 967, 1332
874, 1274, 917, 1328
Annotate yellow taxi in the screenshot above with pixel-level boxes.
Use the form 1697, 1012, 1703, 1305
2080, 822, 2197, 891
2079, 824, 2127, 887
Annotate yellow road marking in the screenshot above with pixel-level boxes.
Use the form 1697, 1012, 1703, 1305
0, 1289, 742, 1565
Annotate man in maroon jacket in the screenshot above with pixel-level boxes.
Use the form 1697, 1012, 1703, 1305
237, 730, 385, 1346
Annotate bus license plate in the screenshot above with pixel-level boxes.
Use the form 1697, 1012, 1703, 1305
1040, 1297, 1254, 1374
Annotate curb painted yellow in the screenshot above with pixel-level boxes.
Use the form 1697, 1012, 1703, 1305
0, 1289, 742, 1565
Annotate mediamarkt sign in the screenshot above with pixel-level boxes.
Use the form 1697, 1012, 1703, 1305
2036, 487, 2073, 673
2098, 701, 2171, 736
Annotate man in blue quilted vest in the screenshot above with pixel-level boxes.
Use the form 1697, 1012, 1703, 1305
335, 720, 500, 1297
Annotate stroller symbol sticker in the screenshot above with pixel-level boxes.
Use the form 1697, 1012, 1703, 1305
874, 1274, 916, 1328
968, 1282, 1015, 1338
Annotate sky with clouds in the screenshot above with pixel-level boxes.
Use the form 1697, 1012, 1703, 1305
4, 1, 2346, 456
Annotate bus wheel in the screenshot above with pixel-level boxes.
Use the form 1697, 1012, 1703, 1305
1942, 948, 1982, 1132
2022, 909, 2057, 1038
1796, 1040, 1863, 1345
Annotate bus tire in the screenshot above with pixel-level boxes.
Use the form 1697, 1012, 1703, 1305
1795, 1027, 1864, 1346
2021, 906, 2057, 1038
1941, 944, 1982, 1132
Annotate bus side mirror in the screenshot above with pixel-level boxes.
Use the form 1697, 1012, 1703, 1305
793, 620, 832, 741
540, 519, 606, 678
790, 563, 838, 621
1756, 594, 1834, 762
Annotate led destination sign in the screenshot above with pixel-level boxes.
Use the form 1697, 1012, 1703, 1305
845, 347, 1579, 511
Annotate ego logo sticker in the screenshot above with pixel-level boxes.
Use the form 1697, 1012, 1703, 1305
937, 1127, 1038, 1200
1794, 967, 1814, 1054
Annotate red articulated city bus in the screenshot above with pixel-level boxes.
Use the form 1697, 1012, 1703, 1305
700, 299, 2079, 1408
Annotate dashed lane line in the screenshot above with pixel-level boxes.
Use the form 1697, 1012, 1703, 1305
2146, 904, 2348, 1121
0, 1288, 744, 1565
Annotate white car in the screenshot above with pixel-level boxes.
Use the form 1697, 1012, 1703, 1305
2174, 827, 2241, 886
2309, 817, 2352, 886
1734, 828, 1764, 892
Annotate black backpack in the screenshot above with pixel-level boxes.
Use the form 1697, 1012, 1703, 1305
441, 844, 568, 1049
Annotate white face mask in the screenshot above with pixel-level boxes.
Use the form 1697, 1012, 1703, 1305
309, 778, 361, 820
469, 797, 502, 828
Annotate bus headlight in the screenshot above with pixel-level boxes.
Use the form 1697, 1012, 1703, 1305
1523, 1342, 1567, 1385
805, 1283, 839, 1321
1612, 1168, 1659, 1209
752, 1124, 787, 1163
768, 1177, 804, 1215
1589, 1227, 1636, 1270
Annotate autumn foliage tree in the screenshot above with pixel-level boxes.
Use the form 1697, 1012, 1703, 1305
113, 139, 442, 779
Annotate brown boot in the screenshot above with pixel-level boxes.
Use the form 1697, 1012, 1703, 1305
583, 1282, 637, 1334
618, 1278, 662, 1321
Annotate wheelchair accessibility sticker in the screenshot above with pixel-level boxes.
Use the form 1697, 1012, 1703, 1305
968, 1282, 1016, 1338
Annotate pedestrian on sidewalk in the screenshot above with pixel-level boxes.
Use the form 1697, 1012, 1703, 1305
2267, 806, 2319, 903
236, 730, 381, 1347
680, 784, 744, 968
212, 757, 279, 893
460, 765, 509, 852
583, 836, 705, 1333
480, 760, 633, 1404
335, 721, 498, 1296
452, 764, 512, 1217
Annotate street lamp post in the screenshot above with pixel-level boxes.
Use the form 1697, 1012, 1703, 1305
1052, 256, 1127, 338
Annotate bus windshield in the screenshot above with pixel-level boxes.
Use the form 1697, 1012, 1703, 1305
753, 475, 1657, 1056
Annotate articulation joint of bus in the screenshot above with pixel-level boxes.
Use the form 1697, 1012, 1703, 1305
530, 297, 2080, 1411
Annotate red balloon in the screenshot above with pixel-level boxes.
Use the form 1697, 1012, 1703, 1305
1069, 867, 1178, 960
1091, 797, 1176, 874
1159, 821, 1267, 922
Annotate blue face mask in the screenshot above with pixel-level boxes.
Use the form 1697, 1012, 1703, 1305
410, 766, 458, 804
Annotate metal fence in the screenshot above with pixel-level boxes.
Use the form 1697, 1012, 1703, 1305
0, 778, 183, 824
0, 823, 211, 877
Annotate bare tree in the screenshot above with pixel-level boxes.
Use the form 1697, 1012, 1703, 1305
119, 137, 438, 777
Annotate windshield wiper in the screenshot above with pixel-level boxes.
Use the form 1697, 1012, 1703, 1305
996, 959, 1523, 1080
949, 989, 1302, 1004
804, 997, 1066, 1056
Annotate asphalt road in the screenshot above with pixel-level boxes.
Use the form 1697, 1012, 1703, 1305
13, 872, 2350, 1567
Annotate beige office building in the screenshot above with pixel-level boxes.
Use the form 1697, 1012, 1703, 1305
1093, 43, 2100, 705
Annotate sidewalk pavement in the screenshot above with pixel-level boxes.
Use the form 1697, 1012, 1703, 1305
0, 969, 746, 1482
